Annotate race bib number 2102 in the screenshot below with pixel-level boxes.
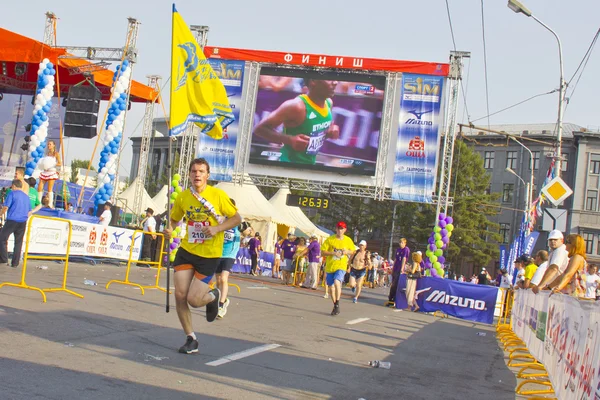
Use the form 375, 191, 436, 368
188, 221, 211, 244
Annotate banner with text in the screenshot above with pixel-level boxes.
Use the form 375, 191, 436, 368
231, 248, 274, 275
511, 290, 600, 400
9, 218, 141, 261
395, 275, 498, 324
195, 59, 246, 181
392, 74, 445, 203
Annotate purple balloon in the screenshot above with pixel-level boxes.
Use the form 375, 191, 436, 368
431, 268, 439, 277
428, 237, 435, 244
173, 237, 181, 244
442, 236, 450, 244
169, 243, 178, 250
442, 243, 447, 250
438, 220, 447, 228
425, 261, 432, 268
429, 244, 437, 252
438, 213, 446, 221
438, 256, 446, 264
441, 229, 448, 237
446, 216, 454, 224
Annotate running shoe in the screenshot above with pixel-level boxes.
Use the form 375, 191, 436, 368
353, 297, 357, 304
333, 304, 340, 315
217, 298, 230, 319
323, 293, 329, 299
178, 335, 198, 354
206, 288, 221, 322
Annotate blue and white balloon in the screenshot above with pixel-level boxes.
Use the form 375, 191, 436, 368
26, 58, 55, 178
94, 60, 131, 207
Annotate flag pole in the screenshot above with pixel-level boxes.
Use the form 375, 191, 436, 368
165, 3, 177, 313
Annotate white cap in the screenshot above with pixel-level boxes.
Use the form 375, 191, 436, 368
416, 251, 422, 255
359, 240, 367, 246
482, 268, 486, 271
548, 230, 564, 240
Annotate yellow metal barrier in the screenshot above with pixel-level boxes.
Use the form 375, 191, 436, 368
106, 230, 169, 295
0, 215, 83, 303
515, 378, 555, 396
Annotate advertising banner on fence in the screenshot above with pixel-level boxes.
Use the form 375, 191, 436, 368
11, 218, 142, 261
395, 275, 498, 324
511, 290, 600, 400
392, 74, 445, 203
232, 248, 274, 275
194, 59, 246, 182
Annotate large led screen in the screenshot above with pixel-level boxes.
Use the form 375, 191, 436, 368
249, 67, 386, 176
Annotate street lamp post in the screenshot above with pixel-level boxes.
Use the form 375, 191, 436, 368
507, 0, 566, 177
506, 167, 532, 235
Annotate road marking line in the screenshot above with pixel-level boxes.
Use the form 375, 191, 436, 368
206, 344, 281, 366
346, 317, 370, 325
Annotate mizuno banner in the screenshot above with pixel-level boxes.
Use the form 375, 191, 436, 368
499, 245, 507, 272
195, 59, 245, 181
392, 74, 445, 203
395, 275, 498, 324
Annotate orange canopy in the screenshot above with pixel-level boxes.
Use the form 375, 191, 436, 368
0, 28, 159, 103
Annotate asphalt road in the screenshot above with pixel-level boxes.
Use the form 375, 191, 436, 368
0, 261, 519, 400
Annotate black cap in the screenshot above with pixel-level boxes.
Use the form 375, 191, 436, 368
104, 201, 112, 207
516, 254, 532, 264
145, 208, 154, 214
255, 232, 260, 237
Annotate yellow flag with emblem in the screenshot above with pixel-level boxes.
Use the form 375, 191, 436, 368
169, 5, 234, 138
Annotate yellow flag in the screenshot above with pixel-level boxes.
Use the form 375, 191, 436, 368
169, 5, 233, 138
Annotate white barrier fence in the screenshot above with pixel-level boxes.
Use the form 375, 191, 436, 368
512, 290, 600, 399
9, 218, 141, 261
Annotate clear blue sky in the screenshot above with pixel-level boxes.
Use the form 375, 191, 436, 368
2, 0, 599, 177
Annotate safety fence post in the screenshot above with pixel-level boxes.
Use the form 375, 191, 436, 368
0, 215, 83, 302
106, 230, 170, 294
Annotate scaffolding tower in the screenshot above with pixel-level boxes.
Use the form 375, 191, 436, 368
435, 50, 470, 220
131, 75, 161, 222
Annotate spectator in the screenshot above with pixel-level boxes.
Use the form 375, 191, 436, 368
532, 230, 569, 294
387, 238, 410, 307
518, 254, 538, 289
98, 202, 112, 226
405, 252, 422, 312
477, 268, 491, 285
141, 208, 156, 263
248, 232, 261, 276
530, 250, 549, 290
582, 264, 600, 300
0, 179, 31, 268
549, 234, 586, 296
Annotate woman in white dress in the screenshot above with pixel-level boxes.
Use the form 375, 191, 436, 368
37, 140, 61, 208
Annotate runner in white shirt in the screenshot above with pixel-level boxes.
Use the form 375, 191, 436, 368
582, 264, 600, 299
98, 202, 112, 227
530, 250, 549, 288
532, 230, 569, 294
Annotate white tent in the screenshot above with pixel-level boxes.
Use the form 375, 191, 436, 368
151, 185, 168, 215
117, 177, 161, 216
269, 188, 329, 240
216, 182, 296, 252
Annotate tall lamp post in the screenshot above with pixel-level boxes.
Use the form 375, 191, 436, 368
506, 167, 532, 235
507, 0, 566, 177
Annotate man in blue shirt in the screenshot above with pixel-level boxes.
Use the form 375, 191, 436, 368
0, 179, 31, 268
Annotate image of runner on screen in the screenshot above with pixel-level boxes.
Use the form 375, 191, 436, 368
253, 79, 340, 165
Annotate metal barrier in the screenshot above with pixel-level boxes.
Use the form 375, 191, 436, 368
106, 230, 168, 295
0, 215, 83, 303
292, 257, 307, 287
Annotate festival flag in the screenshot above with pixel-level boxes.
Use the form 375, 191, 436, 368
169, 4, 234, 138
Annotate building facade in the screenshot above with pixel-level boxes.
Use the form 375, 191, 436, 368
461, 123, 600, 268
130, 118, 180, 183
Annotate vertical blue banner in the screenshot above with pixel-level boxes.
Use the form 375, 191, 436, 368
499, 245, 507, 271
523, 231, 540, 256
392, 74, 445, 203
197, 59, 246, 181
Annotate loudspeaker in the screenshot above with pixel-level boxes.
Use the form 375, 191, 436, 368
64, 85, 101, 139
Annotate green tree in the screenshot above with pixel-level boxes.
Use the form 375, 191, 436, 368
70, 159, 95, 183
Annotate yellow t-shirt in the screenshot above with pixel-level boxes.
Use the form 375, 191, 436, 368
524, 263, 538, 280
321, 234, 355, 273
171, 186, 238, 259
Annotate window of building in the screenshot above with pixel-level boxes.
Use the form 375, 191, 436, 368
502, 183, 514, 202
583, 232, 594, 254
530, 151, 540, 170
561, 153, 568, 172
484, 151, 494, 169
586, 190, 598, 212
506, 151, 518, 170
499, 223, 510, 244
590, 154, 600, 175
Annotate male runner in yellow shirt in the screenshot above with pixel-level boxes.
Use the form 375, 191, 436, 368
321, 221, 355, 315
165, 158, 242, 354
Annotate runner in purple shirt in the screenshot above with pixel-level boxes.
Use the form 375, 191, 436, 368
302, 235, 321, 289
281, 233, 297, 284
387, 238, 410, 306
